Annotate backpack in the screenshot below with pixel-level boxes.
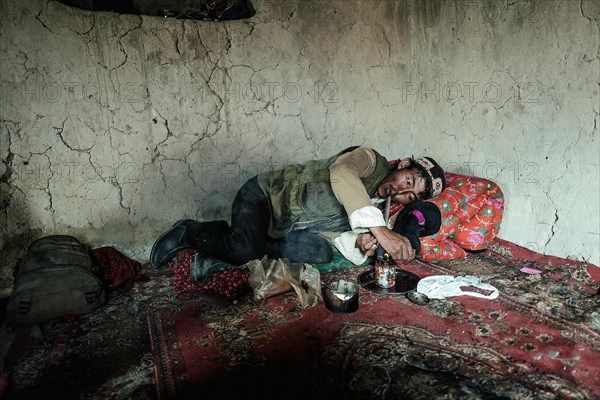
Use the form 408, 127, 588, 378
6, 235, 106, 325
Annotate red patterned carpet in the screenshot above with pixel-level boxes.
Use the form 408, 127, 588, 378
1, 238, 599, 400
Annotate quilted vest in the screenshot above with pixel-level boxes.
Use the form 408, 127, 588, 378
257, 147, 391, 238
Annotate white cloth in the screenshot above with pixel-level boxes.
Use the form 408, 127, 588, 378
332, 230, 369, 265
416, 275, 499, 300
333, 198, 387, 265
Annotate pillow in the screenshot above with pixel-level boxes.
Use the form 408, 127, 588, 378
418, 173, 504, 262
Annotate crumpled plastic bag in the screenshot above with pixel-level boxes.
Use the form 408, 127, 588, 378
246, 257, 322, 308
416, 275, 499, 300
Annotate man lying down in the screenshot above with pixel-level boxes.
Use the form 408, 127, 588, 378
150, 145, 445, 283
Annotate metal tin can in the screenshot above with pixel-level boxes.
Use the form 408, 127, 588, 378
374, 261, 396, 288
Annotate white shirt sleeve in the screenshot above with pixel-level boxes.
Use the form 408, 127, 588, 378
333, 199, 386, 265
348, 205, 386, 230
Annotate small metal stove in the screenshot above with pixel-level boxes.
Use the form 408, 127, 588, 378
358, 195, 422, 296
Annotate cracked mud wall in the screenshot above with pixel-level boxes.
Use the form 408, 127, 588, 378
0, 0, 598, 297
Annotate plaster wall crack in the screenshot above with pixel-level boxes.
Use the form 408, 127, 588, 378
111, 19, 142, 72
36, 1, 56, 34
223, 25, 232, 55
186, 161, 197, 186
15, 51, 44, 82
150, 109, 175, 163
54, 117, 94, 153
0, 153, 14, 185
378, 26, 392, 61
580, 0, 600, 25
543, 209, 559, 249
82, 153, 112, 195
113, 179, 130, 214
69, 8, 96, 35
38, 152, 55, 214
1, 120, 18, 185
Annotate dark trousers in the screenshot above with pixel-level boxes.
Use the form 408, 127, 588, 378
186, 177, 332, 266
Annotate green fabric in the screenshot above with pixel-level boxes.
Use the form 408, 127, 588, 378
312, 250, 370, 274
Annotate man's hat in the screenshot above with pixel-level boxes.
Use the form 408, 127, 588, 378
413, 157, 446, 199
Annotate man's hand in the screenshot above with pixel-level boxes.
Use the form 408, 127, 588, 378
355, 233, 378, 257
368, 226, 416, 261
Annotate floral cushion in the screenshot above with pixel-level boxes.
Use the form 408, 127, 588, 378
417, 173, 504, 262
171, 248, 250, 301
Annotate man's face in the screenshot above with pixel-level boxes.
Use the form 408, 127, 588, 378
377, 168, 427, 205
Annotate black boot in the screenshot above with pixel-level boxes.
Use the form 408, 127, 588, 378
150, 219, 196, 268
189, 251, 223, 285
